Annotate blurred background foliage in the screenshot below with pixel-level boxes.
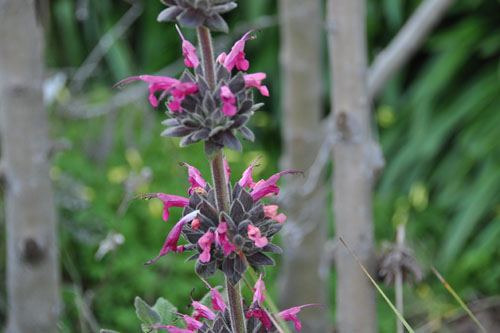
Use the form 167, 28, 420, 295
1, 0, 499, 331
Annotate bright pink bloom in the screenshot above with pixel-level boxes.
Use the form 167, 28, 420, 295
264, 205, 286, 224
137, 193, 189, 222
220, 85, 237, 116
176, 25, 199, 68
222, 30, 254, 72
191, 217, 200, 230
191, 301, 216, 321
216, 52, 227, 65
248, 224, 268, 248
244, 73, 269, 97
198, 230, 214, 263
250, 170, 301, 201
181, 162, 207, 195
174, 313, 203, 330
245, 306, 272, 330
278, 304, 321, 331
215, 222, 236, 255
237, 156, 261, 188
146, 210, 199, 265
252, 273, 266, 304
149, 325, 193, 333
201, 278, 227, 312
223, 156, 231, 183
114, 75, 198, 110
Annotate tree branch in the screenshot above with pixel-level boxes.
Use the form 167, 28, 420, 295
368, 0, 455, 99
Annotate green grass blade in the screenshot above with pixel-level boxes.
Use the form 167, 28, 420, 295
339, 237, 415, 333
430, 266, 487, 333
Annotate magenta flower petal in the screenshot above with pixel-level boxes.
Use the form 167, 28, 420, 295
146, 210, 199, 265
220, 85, 237, 116
175, 313, 203, 330
245, 306, 272, 330
278, 304, 322, 331
248, 224, 268, 248
198, 230, 214, 263
264, 205, 286, 224
216, 52, 227, 65
250, 169, 302, 201
181, 162, 207, 195
156, 193, 190, 222
176, 25, 199, 68
192, 300, 216, 321
244, 73, 269, 97
252, 273, 266, 304
223, 156, 231, 183
201, 278, 227, 312
215, 222, 236, 255
237, 156, 262, 188
224, 30, 254, 72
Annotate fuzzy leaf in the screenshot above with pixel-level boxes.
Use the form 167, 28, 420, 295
195, 260, 217, 278
212, 2, 237, 14
262, 244, 282, 254
158, 6, 183, 22
220, 131, 242, 151
246, 252, 275, 266
178, 8, 205, 27
161, 126, 193, 137
230, 200, 246, 223
153, 297, 179, 328
134, 297, 161, 326
228, 72, 246, 93
203, 14, 228, 33
238, 126, 255, 142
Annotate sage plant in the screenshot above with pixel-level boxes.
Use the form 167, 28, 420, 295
112, 1, 318, 332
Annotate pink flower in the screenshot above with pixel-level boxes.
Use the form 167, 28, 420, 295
250, 169, 301, 201
252, 273, 266, 304
174, 313, 203, 330
114, 75, 198, 110
237, 156, 261, 188
244, 73, 269, 97
198, 230, 214, 263
149, 325, 193, 333
221, 30, 254, 72
215, 222, 236, 255
191, 300, 216, 321
248, 224, 268, 248
135, 193, 189, 222
176, 25, 199, 68
220, 85, 237, 116
223, 156, 231, 183
278, 304, 322, 331
157, 193, 190, 222
264, 205, 286, 224
146, 210, 199, 265
181, 162, 207, 195
191, 217, 200, 230
246, 306, 272, 330
201, 278, 227, 312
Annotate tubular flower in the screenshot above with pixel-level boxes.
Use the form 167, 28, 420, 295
250, 169, 302, 201
246, 306, 272, 330
220, 85, 237, 116
175, 25, 199, 68
191, 300, 216, 321
248, 224, 268, 248
181, 162, 207, 195
278, 304, 322, 331
237, 156, 261, 188
215, 221, 237, 255
201, 278, 227, 312
264, 205, 286, 224
244, 73, 269, 97
222, 30, 254, 72
198, 230, 214, 263
176, 313, 203, 330
135, 193, 189, 223
114, 75, 197, 110
252, 274, 266, 304
146, 210, 199, 265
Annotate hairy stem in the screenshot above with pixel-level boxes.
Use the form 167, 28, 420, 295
226, 277, 246, 333
197, 26, 216, 90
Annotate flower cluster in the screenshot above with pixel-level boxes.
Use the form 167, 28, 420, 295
139, 157, 300, 286
115, 26, 268, 155
149, 275, 318, 332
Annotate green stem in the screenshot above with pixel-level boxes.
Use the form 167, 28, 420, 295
197, 26, 216, 90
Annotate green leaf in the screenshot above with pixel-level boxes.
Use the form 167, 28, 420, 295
100, 330, 121, 333
152, 297, 181, 327
134, 296, 161, 326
